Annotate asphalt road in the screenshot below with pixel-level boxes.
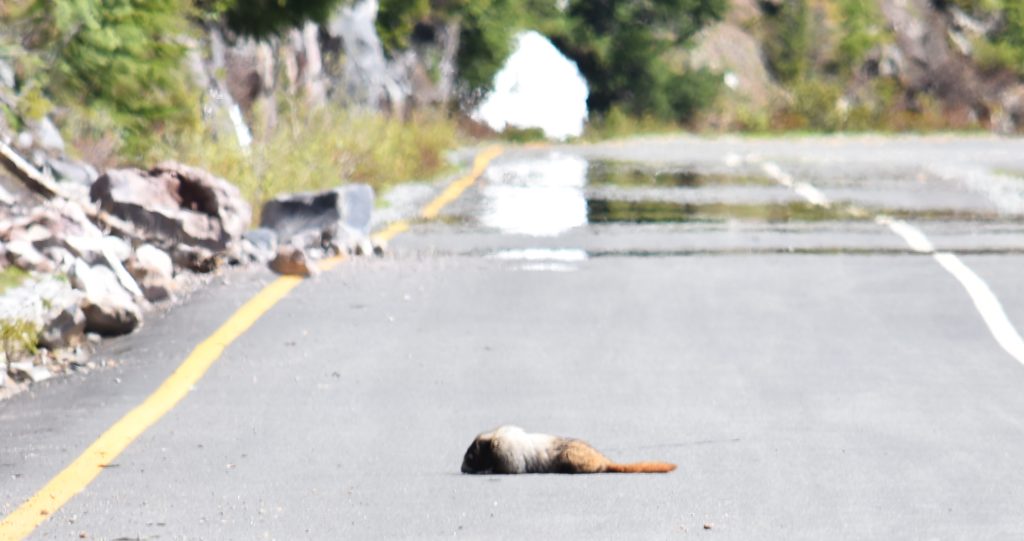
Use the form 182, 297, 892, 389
2, 135, 1024, 539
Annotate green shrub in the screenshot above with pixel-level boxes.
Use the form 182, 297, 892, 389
10, 0, 202, 160
973, 37, 1023, 74
583, 105, 682, 140
500, 126, 547, 143
1, 319, 38, 367
789, 79, 844, 131
668, 69, 723, 123
764, 0, 810, 82
157, 105, 459, 222
837, 0, 887, 77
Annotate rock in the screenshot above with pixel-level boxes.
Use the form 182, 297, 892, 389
244, 227, 277, 253
39, 303, 86, 349
127, 244, 175, 302
8, 361, 51, 383
14, 131, 33, 151
151, 161, 251, 242
102, 235, 132, 262
0, 275, 84, 351
26, 117, 65, 154
171, 244, 220, 272
327, 0, 408, 111
690, 22, 785, 112
47, 157, 99, 187
42, 246, 76, 273
0, 59, 14, 89
241, 227, 277, 262
20, 223, 54, 245
6, 199, 106, 267
70, 259, 142, 335
62, 235, 107, 264
35, 278, 86, 349
90, 162, 251, 255
269, 244, 318, 277
353, 237, 374, 257
259, 184, 373, 250
6, 239, 55, 273
0, 184, 13, 206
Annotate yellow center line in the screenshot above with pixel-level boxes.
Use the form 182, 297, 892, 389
0, 144, 503, 540
372, 144, 504, 245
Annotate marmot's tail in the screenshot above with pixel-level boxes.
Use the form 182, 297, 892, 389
606, 461, 677, 473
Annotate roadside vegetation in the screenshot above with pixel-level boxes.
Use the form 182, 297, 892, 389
2, 0, 729, 209
150, 106, 458, 216
0, 267, 29, 294
1, 0, 1023, 203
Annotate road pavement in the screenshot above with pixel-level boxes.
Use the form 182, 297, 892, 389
2, 135, 1024, 539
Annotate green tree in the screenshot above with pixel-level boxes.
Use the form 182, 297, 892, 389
546, 0, 727, 121
377, 0, 560, 99
377, 0, 430, 51
12, 0, 201, 156
210, 0, 347, 37
998, 0, 1024, 73
837, 0, 885, 77
377, 0, 725, 120
763, 0, 809, 82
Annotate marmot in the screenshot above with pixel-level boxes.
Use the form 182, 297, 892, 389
461, 425, 677, 474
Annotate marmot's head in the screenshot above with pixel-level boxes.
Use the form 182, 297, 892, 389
461, 435, 495, 474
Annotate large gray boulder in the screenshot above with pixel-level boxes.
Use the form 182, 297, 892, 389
90, 161, 251, 254
259, 184, 373, 251
70, 259, 142, 335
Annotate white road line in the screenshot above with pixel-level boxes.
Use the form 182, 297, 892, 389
933, 252, 1024, 364
875, 216, 936, 253
760, 162, 793, 187
760, 161, 830, 207
756, 159, 1024, 367
794, 182, 831, 207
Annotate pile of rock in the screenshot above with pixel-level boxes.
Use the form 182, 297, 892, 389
0, 56, 377, 394
255, 184, 377, 277
0, 158, 252, 390
0, 152, 380, 391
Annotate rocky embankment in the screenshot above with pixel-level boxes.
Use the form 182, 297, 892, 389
0, 135, 377, 399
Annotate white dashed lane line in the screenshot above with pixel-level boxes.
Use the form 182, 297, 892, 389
756, 157, 1024, 367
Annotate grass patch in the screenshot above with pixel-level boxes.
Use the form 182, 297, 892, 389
585, 199, 866, 224
0, 267, 29, 295
582, 106, 683, 141
995, 169, 1024, 180
1, 319, 38, 366
150, 104, 459, 223
499, 126, 548, 143
586, 162, 775, 187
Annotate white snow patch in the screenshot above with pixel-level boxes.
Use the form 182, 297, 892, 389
473, 31, 588, 140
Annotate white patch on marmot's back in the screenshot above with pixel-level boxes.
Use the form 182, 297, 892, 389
490, 425, 559, 473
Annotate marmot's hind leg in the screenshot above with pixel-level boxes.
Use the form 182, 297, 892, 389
556, 440, 612, 473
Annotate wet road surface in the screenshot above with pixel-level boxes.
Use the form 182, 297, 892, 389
2, 135, 1024, 539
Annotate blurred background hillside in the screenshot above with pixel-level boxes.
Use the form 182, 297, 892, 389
0, 0, 1022, 207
